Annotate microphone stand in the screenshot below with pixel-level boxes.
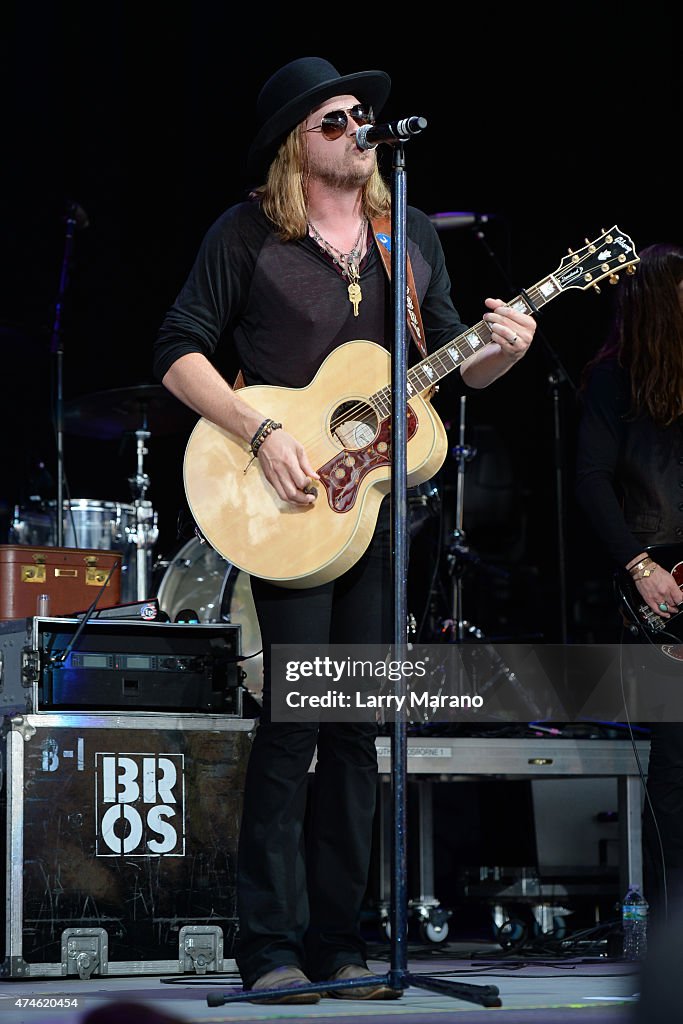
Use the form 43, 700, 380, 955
473, 224, 575, 644
50, 200, 89, 548
384, 145, 500, 1006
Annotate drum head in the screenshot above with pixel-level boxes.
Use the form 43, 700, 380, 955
46, 498, 136, 548
156, 536, 263, 701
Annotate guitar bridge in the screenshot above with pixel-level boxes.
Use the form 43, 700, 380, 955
639, 604, 667, 632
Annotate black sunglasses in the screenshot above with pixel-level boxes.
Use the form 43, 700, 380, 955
304, 104, 375, 141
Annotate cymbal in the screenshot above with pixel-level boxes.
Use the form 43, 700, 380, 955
64, 384, 198, 439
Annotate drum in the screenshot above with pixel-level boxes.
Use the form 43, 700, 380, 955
10, 499, 158, 605
156, 536, 263, 701
57, 499, 159, 604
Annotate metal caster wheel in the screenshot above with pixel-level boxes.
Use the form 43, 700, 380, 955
420, 918, 449, 943
494, 918, 527, 950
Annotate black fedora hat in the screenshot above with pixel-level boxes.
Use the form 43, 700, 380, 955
246, 56, 391, 181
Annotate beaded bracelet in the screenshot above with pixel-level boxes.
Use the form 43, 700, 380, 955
244, 418, 283, 472
249, 418, 271, 454
250, 418, 283, 457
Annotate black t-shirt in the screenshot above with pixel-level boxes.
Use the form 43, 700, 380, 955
153, 199, 469, 390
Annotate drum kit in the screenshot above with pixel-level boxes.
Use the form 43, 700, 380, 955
7, 383, 265, 700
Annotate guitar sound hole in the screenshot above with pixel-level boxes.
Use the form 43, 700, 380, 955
330, 400, 379, 450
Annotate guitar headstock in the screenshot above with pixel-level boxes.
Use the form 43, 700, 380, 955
553, 226, 640, 293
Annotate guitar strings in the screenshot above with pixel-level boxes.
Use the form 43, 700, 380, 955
316, 235, 636, 449
244, 244, 634, 474
291, 344, 460, 460
291, 328, 473, 457
291, 281, 551, 458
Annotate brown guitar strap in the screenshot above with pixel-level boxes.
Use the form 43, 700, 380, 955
370, 215, 428, 359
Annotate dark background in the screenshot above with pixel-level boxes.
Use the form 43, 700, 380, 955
2, 6, 680, 645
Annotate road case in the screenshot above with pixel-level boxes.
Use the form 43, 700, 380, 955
1, 712, 254, 978
0, 617, 244, 717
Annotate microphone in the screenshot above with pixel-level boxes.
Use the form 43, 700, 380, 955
428, 211, 494, 230
356, 116, 427, 151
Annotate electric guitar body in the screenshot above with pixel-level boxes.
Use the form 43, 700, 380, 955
615, 543, 683, 657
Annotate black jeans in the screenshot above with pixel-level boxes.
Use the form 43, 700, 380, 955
235, 505, 393, 987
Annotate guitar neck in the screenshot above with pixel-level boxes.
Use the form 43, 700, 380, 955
366, 224, 640, 410
368, 274, 561, 413
408, 276, 562, 393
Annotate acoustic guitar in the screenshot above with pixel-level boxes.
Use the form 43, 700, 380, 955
184, 225, 640, 588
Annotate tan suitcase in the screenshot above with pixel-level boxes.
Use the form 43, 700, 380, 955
0, 545, 122, 619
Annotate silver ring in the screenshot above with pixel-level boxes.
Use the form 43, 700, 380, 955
510, 333, 518, 344
659, 602, 669, 612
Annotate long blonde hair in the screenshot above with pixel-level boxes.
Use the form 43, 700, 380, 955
253, 126, 391, 241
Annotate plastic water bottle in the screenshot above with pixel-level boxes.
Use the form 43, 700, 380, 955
622, 885, 648, 959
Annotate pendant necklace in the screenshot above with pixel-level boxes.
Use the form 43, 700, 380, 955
308, 218, 366, 317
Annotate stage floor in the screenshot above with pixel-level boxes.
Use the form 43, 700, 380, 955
0, 945, 641, 1024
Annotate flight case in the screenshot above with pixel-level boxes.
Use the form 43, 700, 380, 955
1, 711, 254, 978
0, 616, 244, 717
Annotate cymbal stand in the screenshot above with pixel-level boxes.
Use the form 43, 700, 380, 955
128, 404, 158, 601
472, 223, 575, 643
50, 201, 89, 546
447, 394, 478, 642
442, 396, 543, 717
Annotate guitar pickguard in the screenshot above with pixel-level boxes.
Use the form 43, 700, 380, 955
318, 407, 419, 512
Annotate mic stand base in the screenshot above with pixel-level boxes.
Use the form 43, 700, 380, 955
168, 971, 501, 1008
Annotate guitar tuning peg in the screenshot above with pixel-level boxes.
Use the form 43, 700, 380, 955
592, 284, 602, 295
626, 264, 637, 275
567, 247, 574, 254
609, 274, 619, 285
